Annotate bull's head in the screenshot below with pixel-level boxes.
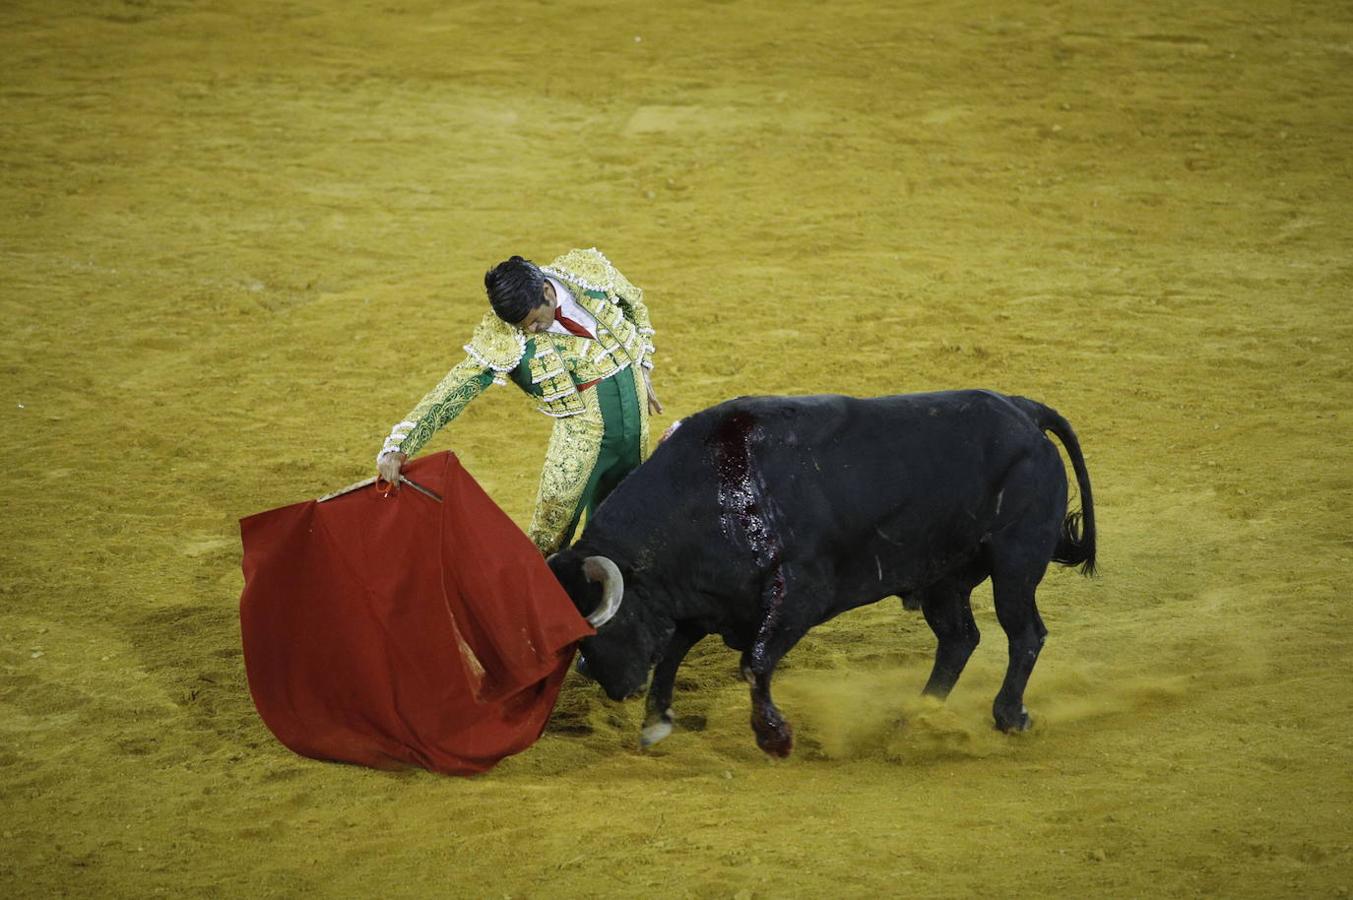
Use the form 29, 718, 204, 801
548, 551, 667, 702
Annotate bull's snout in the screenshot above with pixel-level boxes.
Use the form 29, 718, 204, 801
603, 681, 645, 702
601, 673, 648, 703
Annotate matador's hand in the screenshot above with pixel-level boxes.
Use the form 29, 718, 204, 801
376, 451, 407, 489
643, 370, 664, 415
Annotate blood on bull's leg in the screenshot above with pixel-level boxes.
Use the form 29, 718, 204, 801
710, 409, 811, 756
640, 625, 703, 749
741, 566, 817, 758
749, 670, 793, 758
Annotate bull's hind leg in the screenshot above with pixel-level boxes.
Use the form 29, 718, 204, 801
985, 451, 1063, 732
989, 574, 1049, 732
986, 526, 1054, 732
916, 578, 983, 700
641, 625, 703, 749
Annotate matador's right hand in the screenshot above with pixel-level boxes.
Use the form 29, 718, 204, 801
376, 451, 407, 489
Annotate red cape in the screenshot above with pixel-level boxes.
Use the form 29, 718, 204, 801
238, 452, 592, 775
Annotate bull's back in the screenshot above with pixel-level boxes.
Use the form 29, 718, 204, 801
745, 391, 1053, 603
675, 390, 1043, 550
698, 388, 1034, 488
584, 390, 1052, 599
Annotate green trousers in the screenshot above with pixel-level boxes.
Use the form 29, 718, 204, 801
528, 365, 648, 553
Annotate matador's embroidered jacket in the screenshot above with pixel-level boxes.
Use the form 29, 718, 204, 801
378, 248, 656, 551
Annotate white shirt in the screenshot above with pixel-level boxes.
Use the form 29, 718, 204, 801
546, 277, 598, 340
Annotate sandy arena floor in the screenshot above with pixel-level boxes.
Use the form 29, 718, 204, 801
2, 0, 1351, 895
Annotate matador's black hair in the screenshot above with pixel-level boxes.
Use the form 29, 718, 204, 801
484, 256, 547, 325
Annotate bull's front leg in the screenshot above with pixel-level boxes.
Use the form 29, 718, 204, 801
641, 624, 703, 749
744, 665, 794, 758
740, 566, 815, 758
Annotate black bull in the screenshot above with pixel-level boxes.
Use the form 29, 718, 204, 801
549, 390, 1097, 756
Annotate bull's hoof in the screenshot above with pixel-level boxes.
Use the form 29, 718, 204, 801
994, 705, 1033, 733
640, 714, 673, 749
752, 718, 795, 758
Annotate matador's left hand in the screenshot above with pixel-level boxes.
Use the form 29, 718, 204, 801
643, 370, 664, 415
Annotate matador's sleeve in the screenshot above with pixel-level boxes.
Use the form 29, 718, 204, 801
377, 313, 527, 463
547, 247, 656, 371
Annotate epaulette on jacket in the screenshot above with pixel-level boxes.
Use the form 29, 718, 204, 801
463, 312, 527, 384
543, 247, 643, 305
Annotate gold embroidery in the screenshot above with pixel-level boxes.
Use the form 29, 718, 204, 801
528, 392, 605, 553
632, 362, 652, 461
397, 357, 494, 458
463, 313, 527, 374
523, 285, 647, 418
543, 247, 655, 367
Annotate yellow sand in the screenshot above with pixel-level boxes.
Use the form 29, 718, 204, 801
2, 0, 1350, 895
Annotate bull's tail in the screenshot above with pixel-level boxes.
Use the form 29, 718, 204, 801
1012, 396, 1097, 576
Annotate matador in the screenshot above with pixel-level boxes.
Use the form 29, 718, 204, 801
376, 248, 661, 554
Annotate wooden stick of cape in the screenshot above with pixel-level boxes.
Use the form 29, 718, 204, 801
317, 473, 442, 503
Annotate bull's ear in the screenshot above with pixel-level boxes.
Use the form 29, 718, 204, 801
546, 552, 579, 592
547, 552, 600, 618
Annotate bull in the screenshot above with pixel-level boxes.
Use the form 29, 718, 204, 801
549, 390, 1096, 756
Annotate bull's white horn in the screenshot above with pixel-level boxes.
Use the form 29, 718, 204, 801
581, 556, 624, 628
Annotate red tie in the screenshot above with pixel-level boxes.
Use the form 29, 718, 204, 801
554, 307, 593, 339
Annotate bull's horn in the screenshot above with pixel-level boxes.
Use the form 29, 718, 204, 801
581, 556, 624, 628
